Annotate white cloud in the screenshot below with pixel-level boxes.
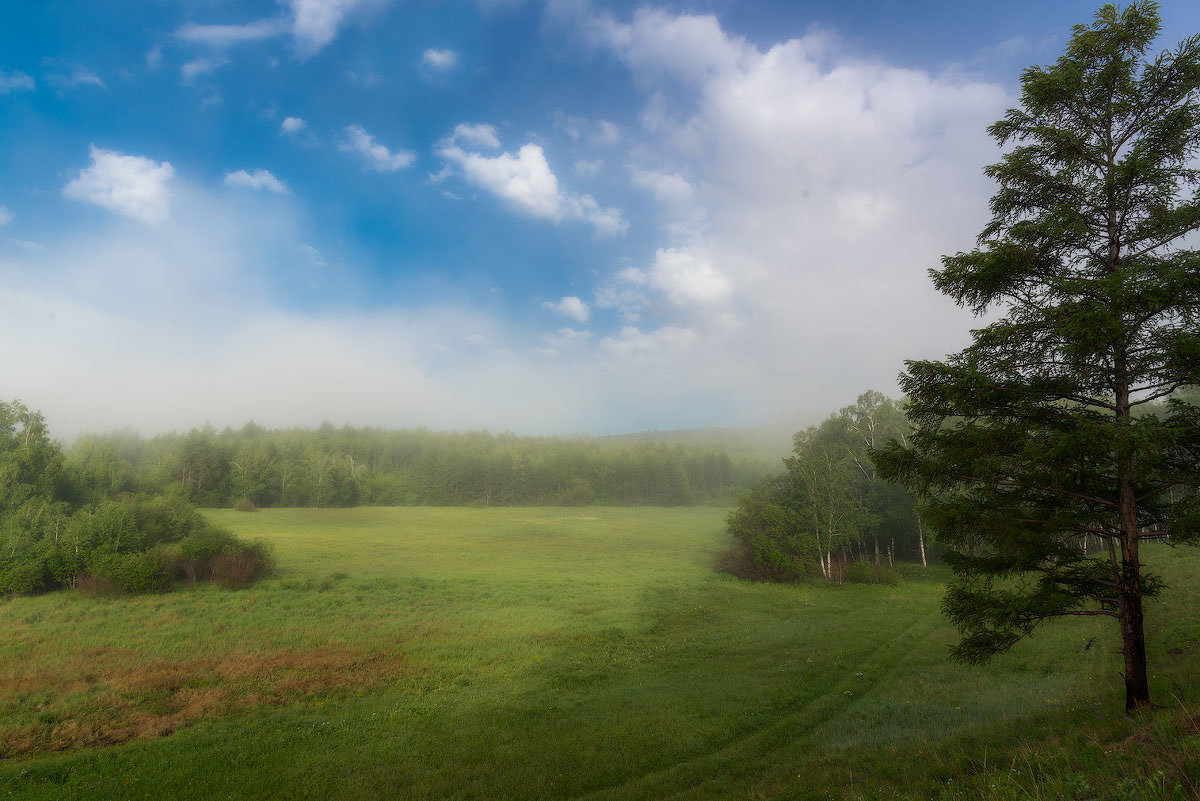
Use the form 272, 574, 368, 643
291, 0, 378, 58
172, 2, 380, 60
440, 142, 566, 220
600, 325, 696, 363
543, 296, 590, 322
146, 45, 163, 71
448, 123, 500, 149
63, 146, 174, 225
47, 66, 105, 90
421, 48, 459, 71
224, 169, 290, 193
438, 135, 626, 235
281, 116, 307, 135
558, 115, 620, 146
181, 56, 226, 83
646, 247, 730, 306
568, 193, 628, 236
174, 19, 287, 47
543, 4, 1009, 420
538, 327, 591, 355
0, 205, 11, 225
0, 70, 35, 93
631, 168, 693, 208
341, 125, 415, 172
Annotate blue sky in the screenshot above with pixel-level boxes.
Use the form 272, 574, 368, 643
3, 0, 1199, 437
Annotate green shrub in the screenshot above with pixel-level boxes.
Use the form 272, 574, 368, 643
0, 559, 50, 596
209, 540, 274, 590
177, 528, 238, 582
714, 541, 760, 580
84, 550, 168, 594
725, 475, 813, 582
232, 497, 257, 512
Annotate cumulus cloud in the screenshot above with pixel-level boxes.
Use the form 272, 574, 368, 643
0, 205, 11, 225
542, 3, 1009, 420
281, 116, 307, 134
63, 146, 174, 225
646, 247, 730, 306
341, 125, 415, 172
438, 129, 627, 236
543, 295, 590, 322
0, 70, 36, 93
421, 48, 459, 71
224, 169, 290, 193
291, 0, 379, 57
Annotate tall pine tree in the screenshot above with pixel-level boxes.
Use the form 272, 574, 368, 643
872, 1, 1200, 712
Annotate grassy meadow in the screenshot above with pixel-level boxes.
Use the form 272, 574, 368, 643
1, 507, 1198, 800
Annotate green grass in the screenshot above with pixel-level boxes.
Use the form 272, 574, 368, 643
1, 507, 1197, 800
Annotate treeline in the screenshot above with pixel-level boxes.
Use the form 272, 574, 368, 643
723, 391, 926, 582
1, 401, 271, 596
65, 424, 775, 509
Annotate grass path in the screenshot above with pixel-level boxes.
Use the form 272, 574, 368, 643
1, 507, 1196, 800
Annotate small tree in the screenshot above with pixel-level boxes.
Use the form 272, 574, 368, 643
872, 1, 1200, 712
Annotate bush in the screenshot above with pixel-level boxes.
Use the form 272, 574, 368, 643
177, 528, 238, 582
0, 560, 50, 596
232, 497, 257, 512
725, 475, 813, 582
209, 540, 274, 590
714, 541, 760, 580
84, 550, 169, 594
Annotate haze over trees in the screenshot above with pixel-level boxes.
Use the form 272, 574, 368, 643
872, 1, 1200, 712
67, 425, 773, 509
724, 391, 925, 581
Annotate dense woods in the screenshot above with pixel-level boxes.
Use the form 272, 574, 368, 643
65, 424, 773, 509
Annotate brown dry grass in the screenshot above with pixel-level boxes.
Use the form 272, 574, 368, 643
1, 646, 413, 758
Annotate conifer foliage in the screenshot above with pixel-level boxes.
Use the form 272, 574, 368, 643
872, 2, 1200, 711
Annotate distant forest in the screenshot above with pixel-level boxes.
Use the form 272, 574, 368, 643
64, 424, 777, 508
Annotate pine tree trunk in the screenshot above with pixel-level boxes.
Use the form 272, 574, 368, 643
1118, 476, 1150, 711
1116, 363, 1150, 712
